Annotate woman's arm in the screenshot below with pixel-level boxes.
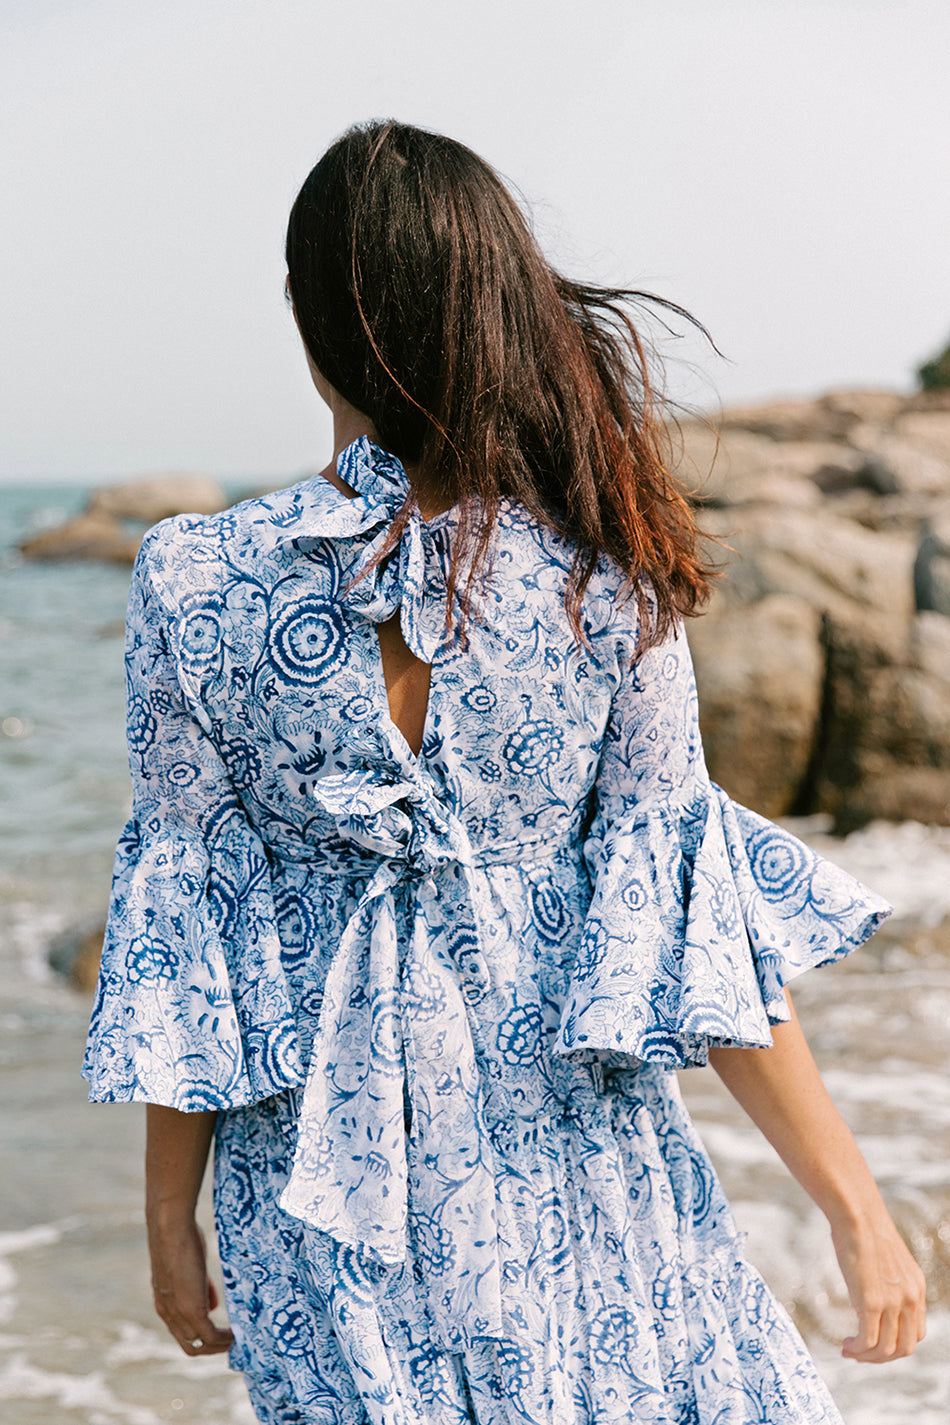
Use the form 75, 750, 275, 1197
707, 989, 926, 1362
145, 1105, 234, 1356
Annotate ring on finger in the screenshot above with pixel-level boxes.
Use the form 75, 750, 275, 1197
189, 1337, 203, 1348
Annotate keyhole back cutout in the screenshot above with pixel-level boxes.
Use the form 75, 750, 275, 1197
375, 613, 433, 758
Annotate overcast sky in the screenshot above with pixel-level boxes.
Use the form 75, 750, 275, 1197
2, 0, 949, 483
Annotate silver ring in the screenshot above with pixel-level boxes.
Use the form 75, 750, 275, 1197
189, 1337, 203, 1348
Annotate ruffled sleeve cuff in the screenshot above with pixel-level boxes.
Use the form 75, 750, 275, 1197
83, 813, 304, 1110
553, 782, 891, 1069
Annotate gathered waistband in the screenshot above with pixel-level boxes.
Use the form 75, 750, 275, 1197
268, 821, 589, 875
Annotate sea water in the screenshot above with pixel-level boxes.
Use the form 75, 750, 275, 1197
1, 485, 948, 1423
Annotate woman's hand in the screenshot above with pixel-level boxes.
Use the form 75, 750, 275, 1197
144, 1104, 233, 1356
708, 989, 927, 1362
148, 1213, 234, 1357
831, 1207, 927, 1362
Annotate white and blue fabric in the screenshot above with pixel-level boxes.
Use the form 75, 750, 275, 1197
84, 437, 890, 1424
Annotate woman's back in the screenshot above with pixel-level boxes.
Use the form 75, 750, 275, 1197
128, 438, 625, 862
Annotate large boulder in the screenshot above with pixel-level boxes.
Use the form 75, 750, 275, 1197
682, 387, 950, 828
814, 612, 950, 831
678, 424, 844, 509
716, 396, 853, 443
819, 389, 906, 426
87, 473, 227, 523
687, 595, 823, 816
848, 424, 950, 496
48, 919, 107, 993
20, 472, 228, 564
701, 505, 916, 624
19, 510, 142, 563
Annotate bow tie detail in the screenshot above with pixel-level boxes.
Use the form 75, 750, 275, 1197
278, 759, 504, 1349
307, 760, 475, 870
262, 437, 454, 662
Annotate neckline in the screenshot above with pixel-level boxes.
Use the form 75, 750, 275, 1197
315, 437, 460, 531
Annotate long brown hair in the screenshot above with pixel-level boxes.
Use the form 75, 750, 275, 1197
286, 119, 715, 653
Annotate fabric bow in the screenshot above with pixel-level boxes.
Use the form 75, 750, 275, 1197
278, 756, 505, 1349
262, 436, 452, 662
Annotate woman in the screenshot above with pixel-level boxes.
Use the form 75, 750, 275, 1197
84, 120, 925, 1424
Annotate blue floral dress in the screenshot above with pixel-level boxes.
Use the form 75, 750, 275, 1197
84, 437, 890, 1425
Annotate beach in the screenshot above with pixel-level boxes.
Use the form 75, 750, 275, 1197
1, 483, 948, 1423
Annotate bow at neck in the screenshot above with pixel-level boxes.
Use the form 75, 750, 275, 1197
262, 437, 455, 662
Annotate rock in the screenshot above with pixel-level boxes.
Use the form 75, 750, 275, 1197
833, 769, 950, 833
677, 425, 767, 503
47, 919, 105, 993
830, 488, 936, 535
688, 595, 823, 816
703, 505, 916, 624
912, 609, 950, 678
811, 453, 899, 497
87, 473, 227, 523
679, 386, 950, 828
717, 396, 852, 443
916, 548, 950, 615
18, 511, 142, 564
819, 389, 906, 427
678, 427, 850, 509
914, 508, 950, 614
920, 554, 950, 616
813, 611, 950, 830
895, 410, 950, 467
96, 618, 128, 640
19, 472, 228, 564
848, 424, 950, 496
906, 389, 950, 414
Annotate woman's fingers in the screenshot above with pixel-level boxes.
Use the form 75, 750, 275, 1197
832, 1205, 927, 1362
154, 1282, 234, 1355
841, 1308, 880, 1360
874, 1303, 900, 1360
176, 1312, 234, 1357
840, 1273, 927, 1362
171, 1295, 234, 1356
149, 1215, 234, 1356
897, 1303, 923, 1358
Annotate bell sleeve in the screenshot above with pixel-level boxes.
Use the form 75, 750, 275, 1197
553, 614, 891, 1069
82, 527, 303, 1110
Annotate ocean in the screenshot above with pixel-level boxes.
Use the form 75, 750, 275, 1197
1, 484, 948, 1423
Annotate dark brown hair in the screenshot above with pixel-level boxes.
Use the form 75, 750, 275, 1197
286, 119, 715, 653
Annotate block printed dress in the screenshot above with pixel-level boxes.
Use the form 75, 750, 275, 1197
84, 437, 891, 1425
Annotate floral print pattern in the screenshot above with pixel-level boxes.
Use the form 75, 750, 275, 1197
84, 436, 891, 1423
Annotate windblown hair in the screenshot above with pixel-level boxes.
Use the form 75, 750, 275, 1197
286, 119, 716, 653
